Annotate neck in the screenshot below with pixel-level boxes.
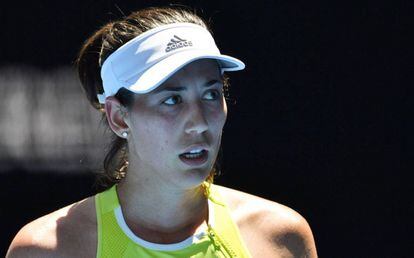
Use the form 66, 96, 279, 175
116, 167, 210, 242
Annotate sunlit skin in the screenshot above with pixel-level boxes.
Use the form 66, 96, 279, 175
6, 60, 318, 258
104, 59, 227, 241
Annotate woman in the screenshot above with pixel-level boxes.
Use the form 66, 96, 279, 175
7, 6, 317, 257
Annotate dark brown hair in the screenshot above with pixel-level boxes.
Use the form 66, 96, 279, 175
75, 6, 231, 190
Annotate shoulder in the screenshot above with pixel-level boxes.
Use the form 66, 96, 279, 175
214, 184, 318, 257
6, 196, 97, 258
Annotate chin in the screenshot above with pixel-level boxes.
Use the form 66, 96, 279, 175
177, 168, 212, 189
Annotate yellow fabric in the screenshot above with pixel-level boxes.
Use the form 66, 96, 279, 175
95, 183, 252, 258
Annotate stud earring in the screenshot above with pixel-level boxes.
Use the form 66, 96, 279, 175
122, 131, 128, 138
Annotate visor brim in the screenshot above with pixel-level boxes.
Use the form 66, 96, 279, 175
126, 50, 245, 94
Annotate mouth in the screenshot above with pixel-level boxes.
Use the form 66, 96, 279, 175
179, 150, 209, 166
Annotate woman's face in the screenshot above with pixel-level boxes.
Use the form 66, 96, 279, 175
125, 59, 227, 189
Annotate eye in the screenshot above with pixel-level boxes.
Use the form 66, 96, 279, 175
162, 95, 182, 105
204, 90, 221, 100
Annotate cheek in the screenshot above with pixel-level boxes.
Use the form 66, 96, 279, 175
222, 100, 228, 123
130, 111, 172, 144
206, 107, 227, 132
142, 113, 179, 146
213, 100, 228, 127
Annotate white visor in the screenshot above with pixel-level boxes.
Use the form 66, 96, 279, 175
98, 22, 245, 104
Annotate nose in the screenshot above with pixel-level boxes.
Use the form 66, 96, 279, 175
184, 101, 209, 135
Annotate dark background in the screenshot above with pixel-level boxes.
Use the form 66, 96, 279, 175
0, 1, 410, 257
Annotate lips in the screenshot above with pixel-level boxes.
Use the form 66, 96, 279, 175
180, 143, 210, 155
179, 150, 209, 166
178, 143, 210, 166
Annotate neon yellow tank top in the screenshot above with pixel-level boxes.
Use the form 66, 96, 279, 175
95, 183, 252, 258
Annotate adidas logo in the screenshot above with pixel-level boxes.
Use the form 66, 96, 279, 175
165, 35, 193, 52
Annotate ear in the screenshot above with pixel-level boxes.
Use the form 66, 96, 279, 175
104, 96, 130, 138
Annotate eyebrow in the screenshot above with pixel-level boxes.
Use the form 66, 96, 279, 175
152, 79, 222, 94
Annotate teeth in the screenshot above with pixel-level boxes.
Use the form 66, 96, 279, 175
184, 153, 203, 158
189, 149, 204, 154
